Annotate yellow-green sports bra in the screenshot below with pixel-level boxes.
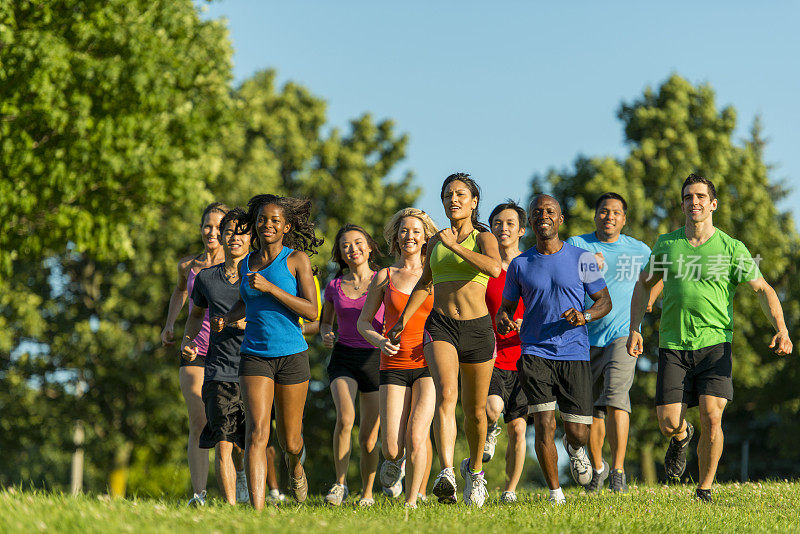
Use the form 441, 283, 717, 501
430, 229, 490, 287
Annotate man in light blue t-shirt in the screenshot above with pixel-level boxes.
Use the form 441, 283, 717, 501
567, 192, 661, 495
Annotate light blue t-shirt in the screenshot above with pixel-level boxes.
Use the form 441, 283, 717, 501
503, 242, 607, 361
566, 233, 651, 348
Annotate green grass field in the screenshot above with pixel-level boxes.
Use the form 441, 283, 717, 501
2, 482, 799, 533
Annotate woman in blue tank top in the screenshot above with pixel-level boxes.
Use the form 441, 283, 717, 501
213, 194, 322, 509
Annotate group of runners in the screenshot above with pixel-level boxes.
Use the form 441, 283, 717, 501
161, 172, 793, 508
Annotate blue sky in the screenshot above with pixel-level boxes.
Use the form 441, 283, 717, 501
202, 1, 800, 231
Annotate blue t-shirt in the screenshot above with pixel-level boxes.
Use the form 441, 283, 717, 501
503, 242, 607, 361
240, 248, 309, 358
567, 233, 651, 348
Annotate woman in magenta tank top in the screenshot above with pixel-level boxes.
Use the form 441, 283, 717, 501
160, 202, 228, 505
319, 224, 384, 506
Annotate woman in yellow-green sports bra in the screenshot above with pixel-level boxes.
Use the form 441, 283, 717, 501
387, 173, 501, 508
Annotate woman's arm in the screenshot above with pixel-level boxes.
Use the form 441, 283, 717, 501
439, 229, 502, 278
357, 269, 399, 355
180, 305, 206, 360
213, 297, 246, 332
161, 257, 193, 346
319, 300, 337, 348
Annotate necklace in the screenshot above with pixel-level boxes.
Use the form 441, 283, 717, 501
224, 265, 238, 282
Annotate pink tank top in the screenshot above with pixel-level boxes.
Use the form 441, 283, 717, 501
324, 276, 384, 349
187, 268, 210, 357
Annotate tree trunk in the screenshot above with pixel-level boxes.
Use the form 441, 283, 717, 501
70, 421, 85, 495
640, 442, 657, 484
108, 441, 134, 498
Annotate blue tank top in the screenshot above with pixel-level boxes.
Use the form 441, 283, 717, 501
239, 247, 308, 358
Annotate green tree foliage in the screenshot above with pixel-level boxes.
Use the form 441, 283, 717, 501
1, 4, 419, 496
531, 74, 800, 483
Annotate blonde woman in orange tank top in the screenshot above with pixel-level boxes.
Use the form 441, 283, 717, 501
357, 208, 438, 509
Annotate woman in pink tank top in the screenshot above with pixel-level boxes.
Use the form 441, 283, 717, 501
319, 224, 384, 506
160, 202, 228, 506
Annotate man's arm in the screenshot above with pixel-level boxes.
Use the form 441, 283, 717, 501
747, 277, 793, 355
627, 270, 663, 357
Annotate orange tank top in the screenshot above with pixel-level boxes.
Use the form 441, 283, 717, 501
381, 272, 434, 370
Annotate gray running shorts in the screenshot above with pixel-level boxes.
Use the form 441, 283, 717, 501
589, 337, 637, 418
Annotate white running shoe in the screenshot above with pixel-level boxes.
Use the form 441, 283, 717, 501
432, 467, 457, 503
548, 493, 566, 505
235, 471, 249, 503
563, 435, 592, 486
187, 489, 206, 507
483, 422, 502, 462
500, 490, 517, 504
324, 483, 349, 506
380, 457, 406, 488
267, 488, 285, 504
460, 459, 487, 507
382, 478, 403, 498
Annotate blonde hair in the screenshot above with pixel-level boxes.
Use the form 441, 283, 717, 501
384, 208, 439, 258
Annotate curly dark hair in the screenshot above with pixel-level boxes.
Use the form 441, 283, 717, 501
238, 194, 324, 269
331, 224, 383, 279
440, 172, 490, 232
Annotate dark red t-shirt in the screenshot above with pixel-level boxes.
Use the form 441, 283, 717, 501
485, 268, 524, 371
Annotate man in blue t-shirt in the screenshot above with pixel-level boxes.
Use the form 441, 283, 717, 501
497, 194, 612, 504
567, 192, 661, 495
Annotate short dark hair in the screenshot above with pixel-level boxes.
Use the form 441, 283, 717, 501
681, 173, 716, 200
219, 207, 247, 234
595, 192, 627, 214
489, 200, 526, 227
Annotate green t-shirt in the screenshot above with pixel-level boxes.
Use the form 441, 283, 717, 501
645, 227, 761, 350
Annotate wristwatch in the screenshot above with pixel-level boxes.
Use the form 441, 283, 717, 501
583, 312, 592, 323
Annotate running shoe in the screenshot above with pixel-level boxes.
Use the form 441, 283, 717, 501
500, 490, 518, 504
417, 493, 428, 503
324, 483, 349, 506
585, 459, 609, 494
357, 496, 375, 507
187, 490, 206, 507
695, 488, 712, 502
665, 421, 694, 480
235, 471, 249, 503
380, 457, 406, 488
383, 479, 403, 498
288, 468, 308, 503
609, 468, 629, 494
548, 492, 566, 505
460, 458, 488, 507
483, 422, 502, 462
267, 488, 285, 504
432, 467, 457, 503
404, 501, 418, 509
563, 435, 592, 486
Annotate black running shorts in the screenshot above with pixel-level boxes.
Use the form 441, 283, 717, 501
517, 355, 593, 425
656, 342, 733, 407
488, 367, 532, 424
199, 380, 246, 450
423, 309, 495, 364
327, 343, 381, 393
380, 367, 432, 388
238, 351, 310, 385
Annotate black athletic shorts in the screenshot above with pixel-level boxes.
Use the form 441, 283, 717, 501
327, 343, 380, 393
380, 367, 431, 387
517, 355, 593, 425
179, 353, 206, 368
656, 342, 733, 407
422, 309, 495, 364
199, 380, 245, 450
239, 351, 310, 385
489, 367, 532, 424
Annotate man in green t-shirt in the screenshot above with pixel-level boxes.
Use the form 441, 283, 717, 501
627, 174, 793, 502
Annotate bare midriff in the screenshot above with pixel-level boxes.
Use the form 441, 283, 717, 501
432, 279, 490, 320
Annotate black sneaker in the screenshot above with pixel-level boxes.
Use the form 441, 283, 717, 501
585, 459, 609, 494
695, 488, 712, 502
664, 421, 694, 480
610, 468, 629, 494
